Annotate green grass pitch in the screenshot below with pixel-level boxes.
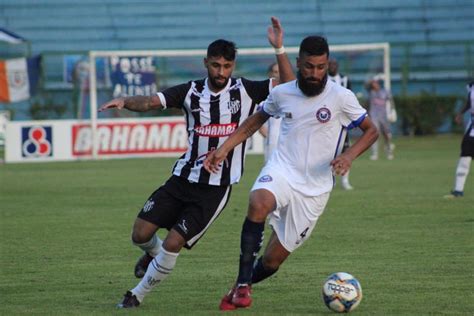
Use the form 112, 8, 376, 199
0, 134, 472, 315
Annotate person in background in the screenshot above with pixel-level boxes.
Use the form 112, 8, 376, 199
329, 58, 354, 189
366, 77, 395, 160
444, 81, 474, 198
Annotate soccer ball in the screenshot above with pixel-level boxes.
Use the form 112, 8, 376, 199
322, 272, 362, 313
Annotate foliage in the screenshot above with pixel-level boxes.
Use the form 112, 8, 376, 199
29, 95, 67, 120
394, 93, 461, 135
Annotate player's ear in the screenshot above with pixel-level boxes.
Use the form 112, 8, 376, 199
296, 57, 301, 69
203, 58, 208, 68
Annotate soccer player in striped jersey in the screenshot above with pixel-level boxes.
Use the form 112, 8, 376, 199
444, 81, 474, 198
98, 17, 295, 309
204, 35, 378, 311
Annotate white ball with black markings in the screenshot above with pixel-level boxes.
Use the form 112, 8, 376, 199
322, 272, 362, 313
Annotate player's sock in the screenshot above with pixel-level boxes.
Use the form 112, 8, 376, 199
130, 247, 179, 302
341, 172, 353, 190
370, 141, 378, 160
454, 156, 471, 192
133, 234, 163, 257
236, 217, 264, 285
251, 256, 278, 284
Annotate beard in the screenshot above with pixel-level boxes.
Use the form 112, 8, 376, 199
297, 71, 328, 97
208, 75, 230, 90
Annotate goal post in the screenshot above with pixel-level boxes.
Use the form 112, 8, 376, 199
88, 43, 390, 159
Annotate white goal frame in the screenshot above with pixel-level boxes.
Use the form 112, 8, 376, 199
89, 43, 390, 159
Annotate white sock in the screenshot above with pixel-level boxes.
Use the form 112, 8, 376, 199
342, 171, 350, 185
371, 141, 379, 157
133, 234, 163, 257
131, 248, 179, 302
454, 156, 471, 192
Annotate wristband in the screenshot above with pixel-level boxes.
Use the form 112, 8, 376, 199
274, 46, 285, 55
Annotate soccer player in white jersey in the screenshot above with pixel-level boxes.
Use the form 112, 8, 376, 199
329, 58, 354, 190
444, 81, 474, 198
98, 17, 295, 308
204, 35, 378, 311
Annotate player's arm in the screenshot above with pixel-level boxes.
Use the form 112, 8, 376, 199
204, 111, 270, 173
258, 124, 268, 138
267, 16, 295, 85
98, 95, 162, 112
331, 116, 378, 176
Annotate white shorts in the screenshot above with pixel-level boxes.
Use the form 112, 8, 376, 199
251, 166, 330, 252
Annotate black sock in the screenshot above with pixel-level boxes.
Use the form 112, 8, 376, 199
252, 256, 278, 284
236, 217, 264, 285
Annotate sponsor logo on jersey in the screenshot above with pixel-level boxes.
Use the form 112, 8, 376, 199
194, 123, 237, 137
258, 175, 273, 182
21, 126, 53, 158
227, 99, 241, 114
284, 112, 293, 119
316, 107, 331, 123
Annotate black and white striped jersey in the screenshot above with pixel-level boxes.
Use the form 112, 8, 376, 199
329, 73, 351, 90
157, 77, 272, 186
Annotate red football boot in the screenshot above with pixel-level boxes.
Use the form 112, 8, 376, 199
231, 284, 252, 308
219, 287, 237, 311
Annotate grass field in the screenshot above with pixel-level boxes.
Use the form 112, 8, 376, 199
1, 134, 472, 315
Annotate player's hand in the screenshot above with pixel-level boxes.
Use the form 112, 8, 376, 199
330, 154, 352, 176
268, 16, 283, 49
454, 113, 463, 125
98, 98, 126, 112
204, 149, 228, 174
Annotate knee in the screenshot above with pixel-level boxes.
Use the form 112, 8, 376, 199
131, 229, 150, 244
247, 190, 276, 222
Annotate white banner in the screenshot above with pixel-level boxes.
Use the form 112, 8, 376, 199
5, 117, 263, 163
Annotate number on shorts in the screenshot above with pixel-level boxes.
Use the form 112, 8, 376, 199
300, 227, 309, 239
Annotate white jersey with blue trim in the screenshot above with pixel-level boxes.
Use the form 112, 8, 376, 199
262, 79, 367, 196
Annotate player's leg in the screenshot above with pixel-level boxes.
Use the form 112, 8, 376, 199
252, 231, 290, 284
341, 133, 353, 190
127, 229, 184, 304
127, 177, 232, 308
131, 181, 185, 279
132, 218, 162, 278
445, 126, 474, 198
221, 168, 290, 310
370, 119, 381, 160
220, 190, 277, 311
118, 176, 186, 308
235, 189, 276, 287
380, 119, 394, 160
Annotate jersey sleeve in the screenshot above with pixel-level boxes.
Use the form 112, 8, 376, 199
157, 82, 191, 109
340, 90, 368, 129
241, 78, 272, 104
261, 88, 281, 117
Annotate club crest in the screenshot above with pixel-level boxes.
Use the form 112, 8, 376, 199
316, 107, 331, 123
258, 175, 273, 182
227, 99, 241, 114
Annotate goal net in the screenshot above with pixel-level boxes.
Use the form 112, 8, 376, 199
85, 43, 390, 159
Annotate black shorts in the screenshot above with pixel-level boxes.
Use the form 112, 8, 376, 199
138, 175, 232, 249
460, 123, 474, 157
